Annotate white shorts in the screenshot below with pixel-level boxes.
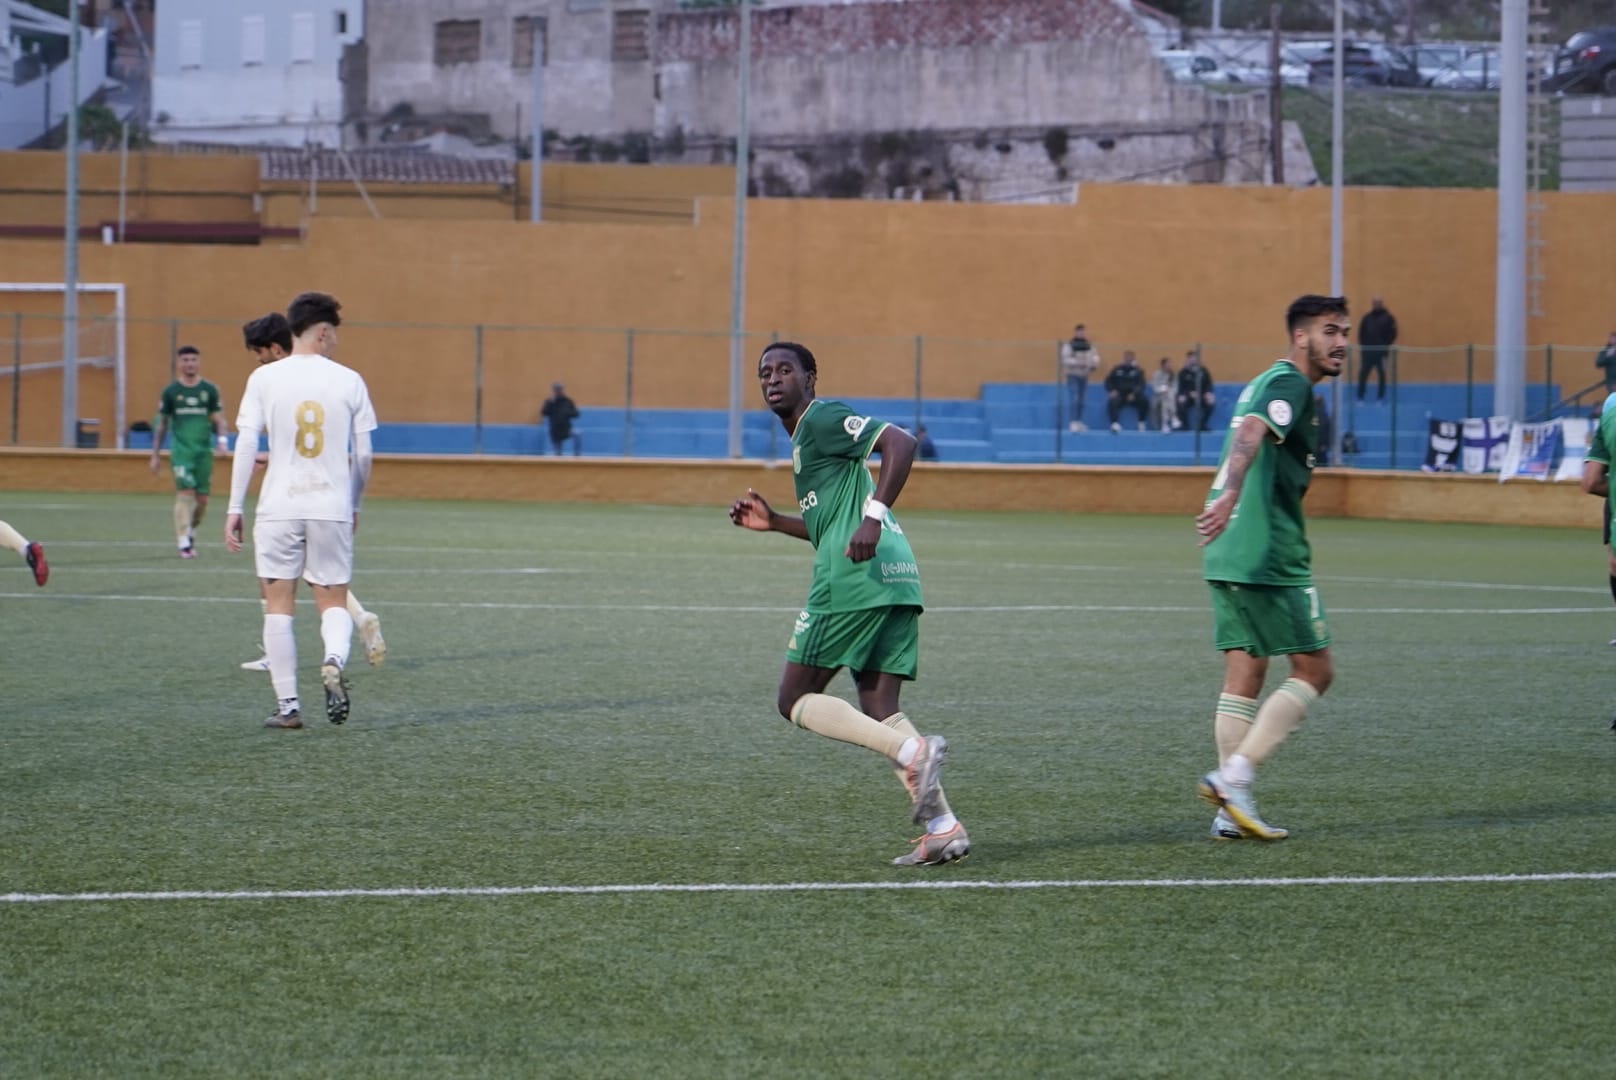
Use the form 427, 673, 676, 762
253, 518, 354, 585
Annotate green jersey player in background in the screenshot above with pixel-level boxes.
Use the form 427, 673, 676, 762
1579, 390, 1616, 728
149, 344, 229, 559
729, 342, 968, 866
1194, 295, 1349, 841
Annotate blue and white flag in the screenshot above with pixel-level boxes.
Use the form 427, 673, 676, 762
1461, 416, 1510, 474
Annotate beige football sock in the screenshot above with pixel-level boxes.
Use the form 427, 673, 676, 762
881, 711, 953, 816
0, 519, 27, 556
1215, 693, 1259, 765
345, 590, 369, 621
1235, 678, 1320, 766
790, 693, 908, 759
173, 493, 196, 543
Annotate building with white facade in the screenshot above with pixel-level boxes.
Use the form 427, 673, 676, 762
151, 0, 362, 146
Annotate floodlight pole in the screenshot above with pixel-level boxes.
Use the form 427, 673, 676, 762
1328, 0, 1344, 467
1494, 0, 1527, 422
726, 0, 752, 459
62, 0, 81, 448
529, 41, 544, 223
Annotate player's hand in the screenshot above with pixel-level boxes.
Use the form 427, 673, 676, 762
225, 512, 245, 553
352, 512, 361, 537
1195, 491, 1237, 547
845, 517, 882, 563
729, 489, 774, 532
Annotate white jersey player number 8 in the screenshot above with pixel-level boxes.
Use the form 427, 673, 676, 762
297, 401, 325, 458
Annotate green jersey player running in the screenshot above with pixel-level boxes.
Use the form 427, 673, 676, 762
1195, 295, 1349, 841
729, 342, 967, 867
149, 345, 229, 558
1579, 390, 1616, 729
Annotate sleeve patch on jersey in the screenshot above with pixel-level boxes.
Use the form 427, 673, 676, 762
843, 416, 870, 439
1267, 399, 1294, 427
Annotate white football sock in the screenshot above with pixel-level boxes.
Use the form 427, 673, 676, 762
321, 607, 354, 668
264, 613, 298, 702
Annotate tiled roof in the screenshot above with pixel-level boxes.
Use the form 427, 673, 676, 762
259, 147, 515, 186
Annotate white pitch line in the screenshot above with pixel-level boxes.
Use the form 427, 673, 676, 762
5, 870, 1614, 906
0, 592, 1608, 617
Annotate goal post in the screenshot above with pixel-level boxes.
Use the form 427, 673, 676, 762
0, 283, 127, 448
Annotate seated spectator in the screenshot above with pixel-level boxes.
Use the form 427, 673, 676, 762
1104, 350, 1149, 433
1176, 350, 1216, 432
1150, 357, 1179, 430
915, 425, 939, 461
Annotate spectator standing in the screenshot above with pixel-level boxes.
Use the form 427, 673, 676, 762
1177, 350, 1217, 432
1061, 324, 1100, 432
1150, 357, 1179, 430
1105, 350, 1149, 433
1357, 296, 1398, 403
541, 382, 581, 456
1596, 331, 1616, 394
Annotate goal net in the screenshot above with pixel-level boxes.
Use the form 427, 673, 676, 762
0, 283, 127, 448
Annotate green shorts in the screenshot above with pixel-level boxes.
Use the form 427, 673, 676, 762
171, 450, 214, 495
786, 605, 920, 679
1209, 581, 1330, 657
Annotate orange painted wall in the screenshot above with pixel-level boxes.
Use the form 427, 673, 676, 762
0, 180, 1612, 443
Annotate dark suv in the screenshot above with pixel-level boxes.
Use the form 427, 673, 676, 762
1543, 27, 1616, 95
1307, 43, 1421, 87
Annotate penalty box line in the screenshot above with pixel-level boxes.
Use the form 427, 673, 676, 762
5, 870, 1615, 906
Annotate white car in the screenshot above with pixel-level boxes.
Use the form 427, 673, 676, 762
1157, 50, 1265, 86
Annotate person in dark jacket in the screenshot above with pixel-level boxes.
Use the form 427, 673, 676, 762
1357, 297, 1398, 403
1104, 351, 1149, 432
1176, 350, 1217, 432
541, 382, 581, 456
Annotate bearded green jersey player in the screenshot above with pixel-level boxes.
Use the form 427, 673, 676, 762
729, 342, 967, 867
1579, 390, 1616, 728
148, 345, 229, 558
1194, 295, 1348, 842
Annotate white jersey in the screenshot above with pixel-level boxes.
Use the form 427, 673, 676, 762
232, 353, 378, 522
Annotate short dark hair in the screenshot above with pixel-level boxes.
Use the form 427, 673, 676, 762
177, 345, 200, 357
287, 292, 342, 337
242, 312, 293, 352
1286, 294, 1349, 335
760, 341, 817, 375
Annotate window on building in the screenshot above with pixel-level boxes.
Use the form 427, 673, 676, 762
434, 19, 481, 65
512, 15, 547, 69
241, 15, 266, 66
335, 10, 349, 36
290, 12, 316, 63
179, 18, 203, 69
612, 9, 650, 62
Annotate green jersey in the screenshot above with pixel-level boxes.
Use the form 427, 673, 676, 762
157, 379, 223, 456
1202, 360, 1320, 586
790, 399, 924, 613
1587, 393, 1616, 470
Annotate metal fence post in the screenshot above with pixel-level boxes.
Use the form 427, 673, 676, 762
1465, 344, 1474, 418
168, 319, 178, 382
1054, 340, 1064, 462
473, 324, 484, 454
624, 328, 635, 458
10, 312, 21, 445
913, 334, 923, 433
1389, 347, 1399, 468
1544, 344, 1553, 416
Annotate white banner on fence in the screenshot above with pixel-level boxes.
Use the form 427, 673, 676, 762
1553, 417, 1592, 483
1498, 420, 1563, 483
1462, 416, 1511, 474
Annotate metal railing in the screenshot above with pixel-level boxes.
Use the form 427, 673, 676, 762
0, 311, 1605, 468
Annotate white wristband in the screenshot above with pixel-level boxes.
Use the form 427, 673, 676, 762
217, 435, 231, 451
864, 499, 888, 521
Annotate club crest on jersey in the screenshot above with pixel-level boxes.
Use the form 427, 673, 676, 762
792, 446, 802, 474
1267, 399, 1293, 427
843, 416, 870, 439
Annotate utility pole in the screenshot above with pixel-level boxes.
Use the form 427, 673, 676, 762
62, 0, 81, 447
1268, 4, 1283, 184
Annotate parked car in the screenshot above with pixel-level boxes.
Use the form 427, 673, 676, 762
1307, 43, 1422, 87
1432, 51, 1502, 91
1407, 44, 1470, 87
1542, 27, 1616, 95
1157, 50, 1241, 85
